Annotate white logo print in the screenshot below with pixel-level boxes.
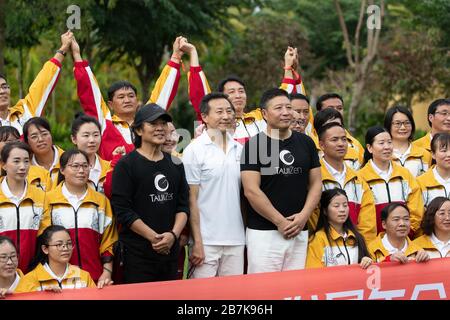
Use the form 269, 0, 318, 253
279, 150, 295, 166
154, 174, 169, 192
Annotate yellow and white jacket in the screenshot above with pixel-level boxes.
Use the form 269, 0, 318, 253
417, 168, 448, 208
413, 132, 432, 153
358, 161, 424, 235
41, 185, 117, 281
412, 234, 450, 259
4, 59, 61, 134
393, 143, 431, 177
0, 181, 46, 273
368, 233, 422, 262
15, 263, 95, 293
307, 227, 364, 268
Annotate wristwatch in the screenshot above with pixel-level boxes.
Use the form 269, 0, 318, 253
56, 49, 66, 56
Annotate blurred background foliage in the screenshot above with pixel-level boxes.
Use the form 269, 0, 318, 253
1, 0, 449, 145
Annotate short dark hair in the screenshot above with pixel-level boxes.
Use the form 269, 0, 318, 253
384, 105, 416, 141
71, 112, 102, 138
363, 126, 390, 165
107, 81, 138, 101
0, 73, 6, 82
431, 132, 450, 154
427, 98, 450, 127
316, 93, 344, 111
259, 88, 289, 110
421, 197, 450, 236
314, 108, 344, 132
23, 117, 52, 144
217, 75, 245, 93
289, 93, 310, 105
200, 92, 234, 115
317, 122, 345, 141
0, 126, 20, 143
381, 202, 409, 221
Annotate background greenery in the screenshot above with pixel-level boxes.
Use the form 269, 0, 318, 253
1, 0, 449, 145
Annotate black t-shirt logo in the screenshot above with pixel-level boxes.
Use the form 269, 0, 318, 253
154, 174, 169, 192
279, 150, 295, 166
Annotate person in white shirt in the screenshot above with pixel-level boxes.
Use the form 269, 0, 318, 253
0, 236, 22, 298
413, 197, 450, 258
183, 92, 245, 278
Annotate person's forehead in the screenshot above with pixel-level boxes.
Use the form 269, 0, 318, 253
0, 78, 6, 85
0, 242, 15, 253
28, 125, 49, 133
325, 126, 346, 138
113, 87, 136, 96
436, 104, 450, 112
269, 95, 290, 106
223, 81, 245, 91
69, 154, 88, 163
392, 112, 409, 120
209, 98, 232, 109
322, 98, 343, 106
389, 207, 409, 218
50, 231, 71, 241
291, 99, 309, 109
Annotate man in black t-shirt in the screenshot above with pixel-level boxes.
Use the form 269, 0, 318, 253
111, 103, 189, 283
241, 88, 322, 274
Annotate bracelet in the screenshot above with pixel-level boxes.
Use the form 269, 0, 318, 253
103, 266, 112, 274
56, 49, 66, 56
171, 53, 182, 61
169, 230, 178, 241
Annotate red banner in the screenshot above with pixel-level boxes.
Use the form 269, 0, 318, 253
9, 258, 450, 300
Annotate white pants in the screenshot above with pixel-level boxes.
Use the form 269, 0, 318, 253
191, 245, 245, 279
246, 228, 308, 274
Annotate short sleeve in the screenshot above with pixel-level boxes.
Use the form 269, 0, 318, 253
182, 143, 202, 185
305, 135, 321, 169
240, 136, 261, 172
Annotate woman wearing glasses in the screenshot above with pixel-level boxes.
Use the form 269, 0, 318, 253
306, 189, 373, 269
23, 117, 65, 191
40, 149, 117, 285
0, 141, 46, 273
15, 225, 96, 293
413, 197, 450, 258
384, 106, 431, 177
71, 114, 110, 194
0, 236, 22, 298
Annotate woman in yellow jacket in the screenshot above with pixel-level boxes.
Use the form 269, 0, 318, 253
417, 133, 450, 208
413, 197, 450, 258
0, 142, 46, 273
306, 188, 373, 269
15, 225, 96, 293
384, 106, 431, 177
0, 236, 23, 298
41, 149, 117, 285
23, 117, 64, 191
0, 126, 52, 191
70, 114, 110, 194
358, 126, 424, 236
368, 203, 430, 263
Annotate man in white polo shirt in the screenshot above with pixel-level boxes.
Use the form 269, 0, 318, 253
183, 92, 245, 278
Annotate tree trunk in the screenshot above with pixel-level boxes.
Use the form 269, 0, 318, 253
0, 0, 5, 74
347, 74, 366, 135
134, 55, 162, 105
17, 47, 24, 99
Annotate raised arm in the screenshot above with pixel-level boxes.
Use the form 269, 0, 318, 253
146, 36, 183, 110
72, 37, 110, 134
182, 39, 211, 121
13, 31, 73, 118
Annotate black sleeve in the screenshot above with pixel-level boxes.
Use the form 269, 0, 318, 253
111, 157, 141, 228
305, 135, 321, 169
175, 163, 190, 217
240, 137, 261, 172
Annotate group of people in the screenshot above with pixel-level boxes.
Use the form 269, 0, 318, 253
0, 31, 449, 298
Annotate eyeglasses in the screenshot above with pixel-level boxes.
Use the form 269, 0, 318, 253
291, 120, 305, 126
28, 131, 51, 142
0, 254, 18, 264
435, 111, 450, 118
392, 120, 412, 128
67, 163, 90, 171
47, 242, 73, 251
436, 212, 450, 220
0, 84, 10, 91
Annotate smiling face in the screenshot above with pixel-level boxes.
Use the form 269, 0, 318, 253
326, 194, 349, 228
382, 206, 411, 239
108, 87, 139, 119
60, 153, 90, 188
432, 140, 450, 171
0, 241, 18, 279
390, 112, 412, 142
222, 81, 246, 118
26, 124, 53, 157
262, 95, 293, 130
434, 200, 450, 236
2, 147, 30, 183
71, 122, 101, 157
201, 98, 235, 134
0, 77, 11, 111
135, 119, 168, 146
42, 230, 73, 265
430, 104, 450, 134
367, 132, 393, 164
